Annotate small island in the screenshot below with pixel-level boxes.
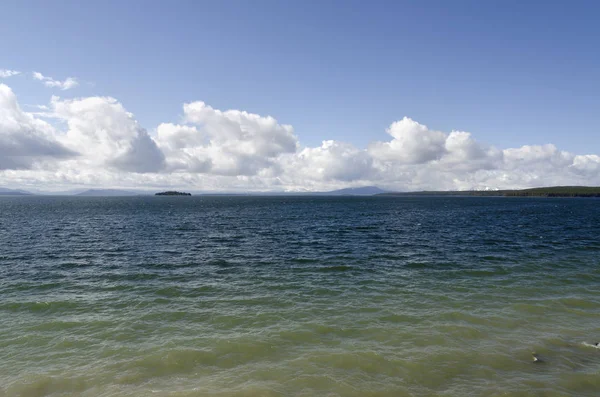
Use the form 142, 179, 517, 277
155, 191, 192, 196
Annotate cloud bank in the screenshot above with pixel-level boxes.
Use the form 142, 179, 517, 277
1, 82, 599, 192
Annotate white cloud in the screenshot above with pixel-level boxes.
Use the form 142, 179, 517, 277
0, 84, 77, 170
156, 101, 298, 176
571, 154, 600, 174
369, 117, 447, 164
281, 140, 375, 185
33, 72, 79, 90
50, 95, 165, 173
156, 123, 212, 172
1, 82, 600, 192
0, 69, 20, 78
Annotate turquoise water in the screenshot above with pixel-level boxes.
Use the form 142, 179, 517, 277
1, 196, 599, 397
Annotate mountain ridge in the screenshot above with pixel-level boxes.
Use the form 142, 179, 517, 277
0, 187, 34, 196
76, 189, 149, 197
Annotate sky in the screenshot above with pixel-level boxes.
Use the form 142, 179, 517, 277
1, 0, 600, 192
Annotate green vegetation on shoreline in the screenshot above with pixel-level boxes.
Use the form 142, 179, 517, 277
377, 186, 600, 198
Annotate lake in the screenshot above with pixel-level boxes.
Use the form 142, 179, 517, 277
1, 196, 599, 396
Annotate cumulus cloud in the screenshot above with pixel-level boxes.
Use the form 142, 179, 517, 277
50, 95, 165, 173
572, 155, 600, 174
0, 69, 20, 78
156, 101, 298, 176
1, 82, 600, 192
33, 72, 79, 90
156, 123, 212, 172
0, 84, 77, 170
369, 117, 447, 163
282, 140, 375, 184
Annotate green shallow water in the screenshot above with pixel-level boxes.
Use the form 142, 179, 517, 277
1, 196, 599, 396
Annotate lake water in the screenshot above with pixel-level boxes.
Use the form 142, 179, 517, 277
1, 196, 599, 397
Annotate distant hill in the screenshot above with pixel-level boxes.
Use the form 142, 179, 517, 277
194, 186, 388, 196
35, 189, 89, 196
0, 187, 34, 196
378, 186, 600, 198
76, 189, 145, 197
325, 186, 388, 195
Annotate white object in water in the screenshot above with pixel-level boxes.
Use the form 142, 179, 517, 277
582, 342, 600, 349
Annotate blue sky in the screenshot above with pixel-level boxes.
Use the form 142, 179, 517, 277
1, 0, 600, 191
3, 0, 599, 151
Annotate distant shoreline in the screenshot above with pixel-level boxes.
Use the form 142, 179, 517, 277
377, 186, 600, 198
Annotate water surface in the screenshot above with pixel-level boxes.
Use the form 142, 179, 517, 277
1, 196, 599, 396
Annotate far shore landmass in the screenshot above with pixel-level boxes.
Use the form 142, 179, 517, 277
155, 191, 192, 196
377, 186, 600, 198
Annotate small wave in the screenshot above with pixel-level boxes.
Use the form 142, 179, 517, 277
143, 262, 204, 270
174, 224, 198, 231
207, 259, 232, 267
0, 300, 81, 313
481, 255, 506, 261
5, 375, 88, 396
7, 281, 63, 292
104, 272, 159, 282
289, 264, 353, 273
316, 265, 353, 272
557, 297, 599, 309
351, 225, 378, 231
459, 268, 510, 277
155, 286, 184, 297
369, 254, 402, 261
57, 262, 93, 270
290, 257, 320, 264
405, 262, 428, 269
